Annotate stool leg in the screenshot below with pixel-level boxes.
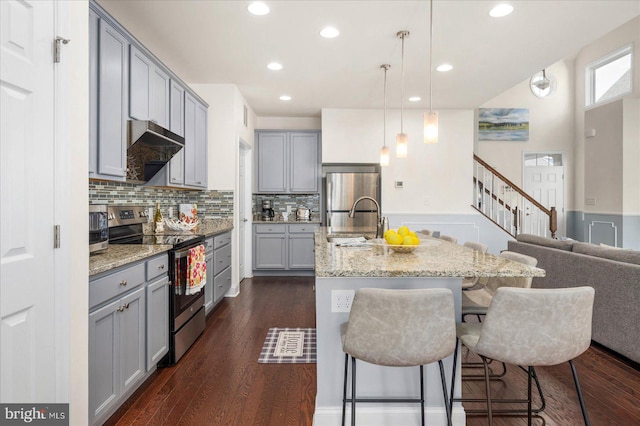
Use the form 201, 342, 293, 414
342, 353, 348, 426
481, 356, 493, 426
420, 365, 425, 426
528, 366, 533, 425
438, 360, 452, 426
569, 360, 591, 426
450, 338, 459, 415
351, 357, 356, 426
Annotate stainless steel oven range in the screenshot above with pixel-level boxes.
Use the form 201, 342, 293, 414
108, 205, 206, 366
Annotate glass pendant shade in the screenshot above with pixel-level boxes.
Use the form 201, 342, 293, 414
424, 110, 439, 144
396, 133, 408, 158
380, 146, 390, 166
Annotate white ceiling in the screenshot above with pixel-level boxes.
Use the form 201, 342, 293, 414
97, 0, 640, 117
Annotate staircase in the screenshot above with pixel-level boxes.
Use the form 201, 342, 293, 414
473, 154, 557, 238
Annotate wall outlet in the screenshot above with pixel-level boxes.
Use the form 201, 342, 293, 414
331, 290, 355, 313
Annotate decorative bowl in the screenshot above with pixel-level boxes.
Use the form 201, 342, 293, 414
386, 244, 419, 253
164, 218, 198, 232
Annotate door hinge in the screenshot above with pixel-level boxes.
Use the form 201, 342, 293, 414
54, 225, 61, 249
54, 37, 70, 63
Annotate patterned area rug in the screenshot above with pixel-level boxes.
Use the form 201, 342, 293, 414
258, 328, 316, 364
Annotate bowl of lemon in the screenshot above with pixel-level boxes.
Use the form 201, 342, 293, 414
383, 226, 420, 253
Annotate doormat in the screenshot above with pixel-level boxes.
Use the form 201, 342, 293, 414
258, 328, 316, 364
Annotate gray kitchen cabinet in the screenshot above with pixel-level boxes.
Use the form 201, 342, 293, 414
184, 93, 208, 188
204, 237, 214, 314
255, 131, 320, 193
89, 285, 145, 425
212, 232, 232, 307
145, 275, 169, 371
89, 12, 129, 181
129, 46, 170, 128
254, 223, 318, 273
168, 80, 186, 185
89, 253, 169, 425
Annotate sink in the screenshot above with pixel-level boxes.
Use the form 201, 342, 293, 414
326, 233, 374, 243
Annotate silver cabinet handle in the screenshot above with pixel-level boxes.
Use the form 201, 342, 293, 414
120, 280, 127, 286
117, 306, 124, 312
158, 264, 165, 270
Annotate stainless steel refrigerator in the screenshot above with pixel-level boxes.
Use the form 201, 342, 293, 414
325, 172, 380, 233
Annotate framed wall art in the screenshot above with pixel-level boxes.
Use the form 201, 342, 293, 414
479, 108, 529, 141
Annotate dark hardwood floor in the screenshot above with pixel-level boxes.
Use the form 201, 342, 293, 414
107, 276, 640, 425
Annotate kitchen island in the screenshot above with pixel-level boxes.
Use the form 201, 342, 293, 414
313, 228, 545, 426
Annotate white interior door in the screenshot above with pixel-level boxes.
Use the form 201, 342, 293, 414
1, 0, 57, 402
238, 143, 247, 281
524, 157, 565, 237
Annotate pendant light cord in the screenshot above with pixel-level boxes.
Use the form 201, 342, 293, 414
429, 0, 433, 114
384, 65, 388, 147
400, 33, 405, 133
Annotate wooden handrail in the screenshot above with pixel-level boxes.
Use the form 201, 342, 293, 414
474, 154, 557, 238
473, 154, 551, 215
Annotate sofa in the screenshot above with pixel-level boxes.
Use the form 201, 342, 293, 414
508, 234, 640, 365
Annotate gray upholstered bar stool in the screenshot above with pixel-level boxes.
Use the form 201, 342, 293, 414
439, 234, 458, 244
461, 241, 489, 290
453, 287, 595, 425
341, 288, 456, 426
420, 229, 434, 236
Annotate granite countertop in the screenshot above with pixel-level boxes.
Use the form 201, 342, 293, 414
314, 227, 546, 278
90, 218, 234, 276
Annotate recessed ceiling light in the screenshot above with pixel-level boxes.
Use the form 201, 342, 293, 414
320, 27, 340, 38
248, 2, 269, 16
267, 62, 283, 71
436, 64, 453, 72
408, 96, 421, 102
279, 95, 291, 101
489, 4, 513, 17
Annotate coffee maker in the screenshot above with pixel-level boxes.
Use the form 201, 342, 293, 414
261, 199, 275, 221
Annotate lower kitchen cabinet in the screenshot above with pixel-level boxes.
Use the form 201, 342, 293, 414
204, 231, 232, 315
253, 223, 318, 273
89, 253, 169, 425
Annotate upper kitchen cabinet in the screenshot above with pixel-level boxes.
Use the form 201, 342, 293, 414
255, 131, 320, 193
184, 94, 208, 188
129, 46, 170, 128
89, 9, 129, 181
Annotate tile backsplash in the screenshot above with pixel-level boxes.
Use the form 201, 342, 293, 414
252, 193, 320, 216
89, 181, 233, 219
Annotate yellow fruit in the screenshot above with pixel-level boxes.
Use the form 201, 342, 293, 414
384, 229, 396, 239
397, 226, 410, 237
386, 233, 404, 245
411, 236, 420, 245
408, 231, 417, 237
403, 236, 413, 245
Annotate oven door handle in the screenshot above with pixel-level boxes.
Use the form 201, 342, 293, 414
173, 243, 204, 259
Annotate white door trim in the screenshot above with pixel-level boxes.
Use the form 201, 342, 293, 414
522, 151, 566, 236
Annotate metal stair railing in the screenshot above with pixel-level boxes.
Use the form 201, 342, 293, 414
473, 154, 557, 238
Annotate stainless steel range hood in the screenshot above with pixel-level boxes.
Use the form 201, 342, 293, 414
126, 120, 184, 182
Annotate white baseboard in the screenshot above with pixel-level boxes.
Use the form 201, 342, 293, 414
313, 405, 466, 426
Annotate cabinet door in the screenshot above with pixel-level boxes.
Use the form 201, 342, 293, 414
183, 94, 208, 188
257, 132, 287, 192
89, 9, 99, 175
254, 234, 287, 269
288, 234, 316, 269
119, 286, 146, 396
289, 132, 319, 192
146, 276, 169, 371
169, 79, 185, 137
129, 46, 150, 121
193, 102, 208, 187
150, 66, 170, 128
214, 266, 232, 303
204, 252, 214, 314
96, 19, 128, 179
89, 299, 120, 423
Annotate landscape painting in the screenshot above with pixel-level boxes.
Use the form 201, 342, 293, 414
478, 108, 529, 141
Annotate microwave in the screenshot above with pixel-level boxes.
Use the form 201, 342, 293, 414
89, 204, 109, 253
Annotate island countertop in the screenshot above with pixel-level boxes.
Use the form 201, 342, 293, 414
314, 227, 545, 278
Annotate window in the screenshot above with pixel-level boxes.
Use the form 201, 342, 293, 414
585, 44, 633, 107
524, 153, 563, 167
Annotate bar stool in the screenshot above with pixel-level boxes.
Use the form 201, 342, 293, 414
439, 235, 458, 244
420, 229, 434, 236
453, 287, 595, 425
461, 241, 489, 289
341, 288, 456, 426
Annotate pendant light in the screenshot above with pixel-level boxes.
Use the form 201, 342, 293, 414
424, 0, 438, 144
396, 30, 410, 158
380, 64, 391, 167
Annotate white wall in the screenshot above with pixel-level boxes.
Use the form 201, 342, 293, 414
255, 116, 321, 130
573, 16, 640, 212
623, 97, 640, 215
476, 60, 575, 209
321, 108, 475, 214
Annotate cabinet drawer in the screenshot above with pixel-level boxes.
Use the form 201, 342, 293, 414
213, 231, 231, 249
213, 266, 232, 303
254, 224, 286, 234
90, 263, 145, 309
213, 243, 232, 276
145, 254, 169, 281
204, 237, 214, 254
288, 223, 319, 234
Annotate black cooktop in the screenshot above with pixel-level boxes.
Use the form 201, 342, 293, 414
112, 233, 204, 249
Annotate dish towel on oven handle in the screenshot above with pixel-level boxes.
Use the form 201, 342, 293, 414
186, 244, 206, 295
